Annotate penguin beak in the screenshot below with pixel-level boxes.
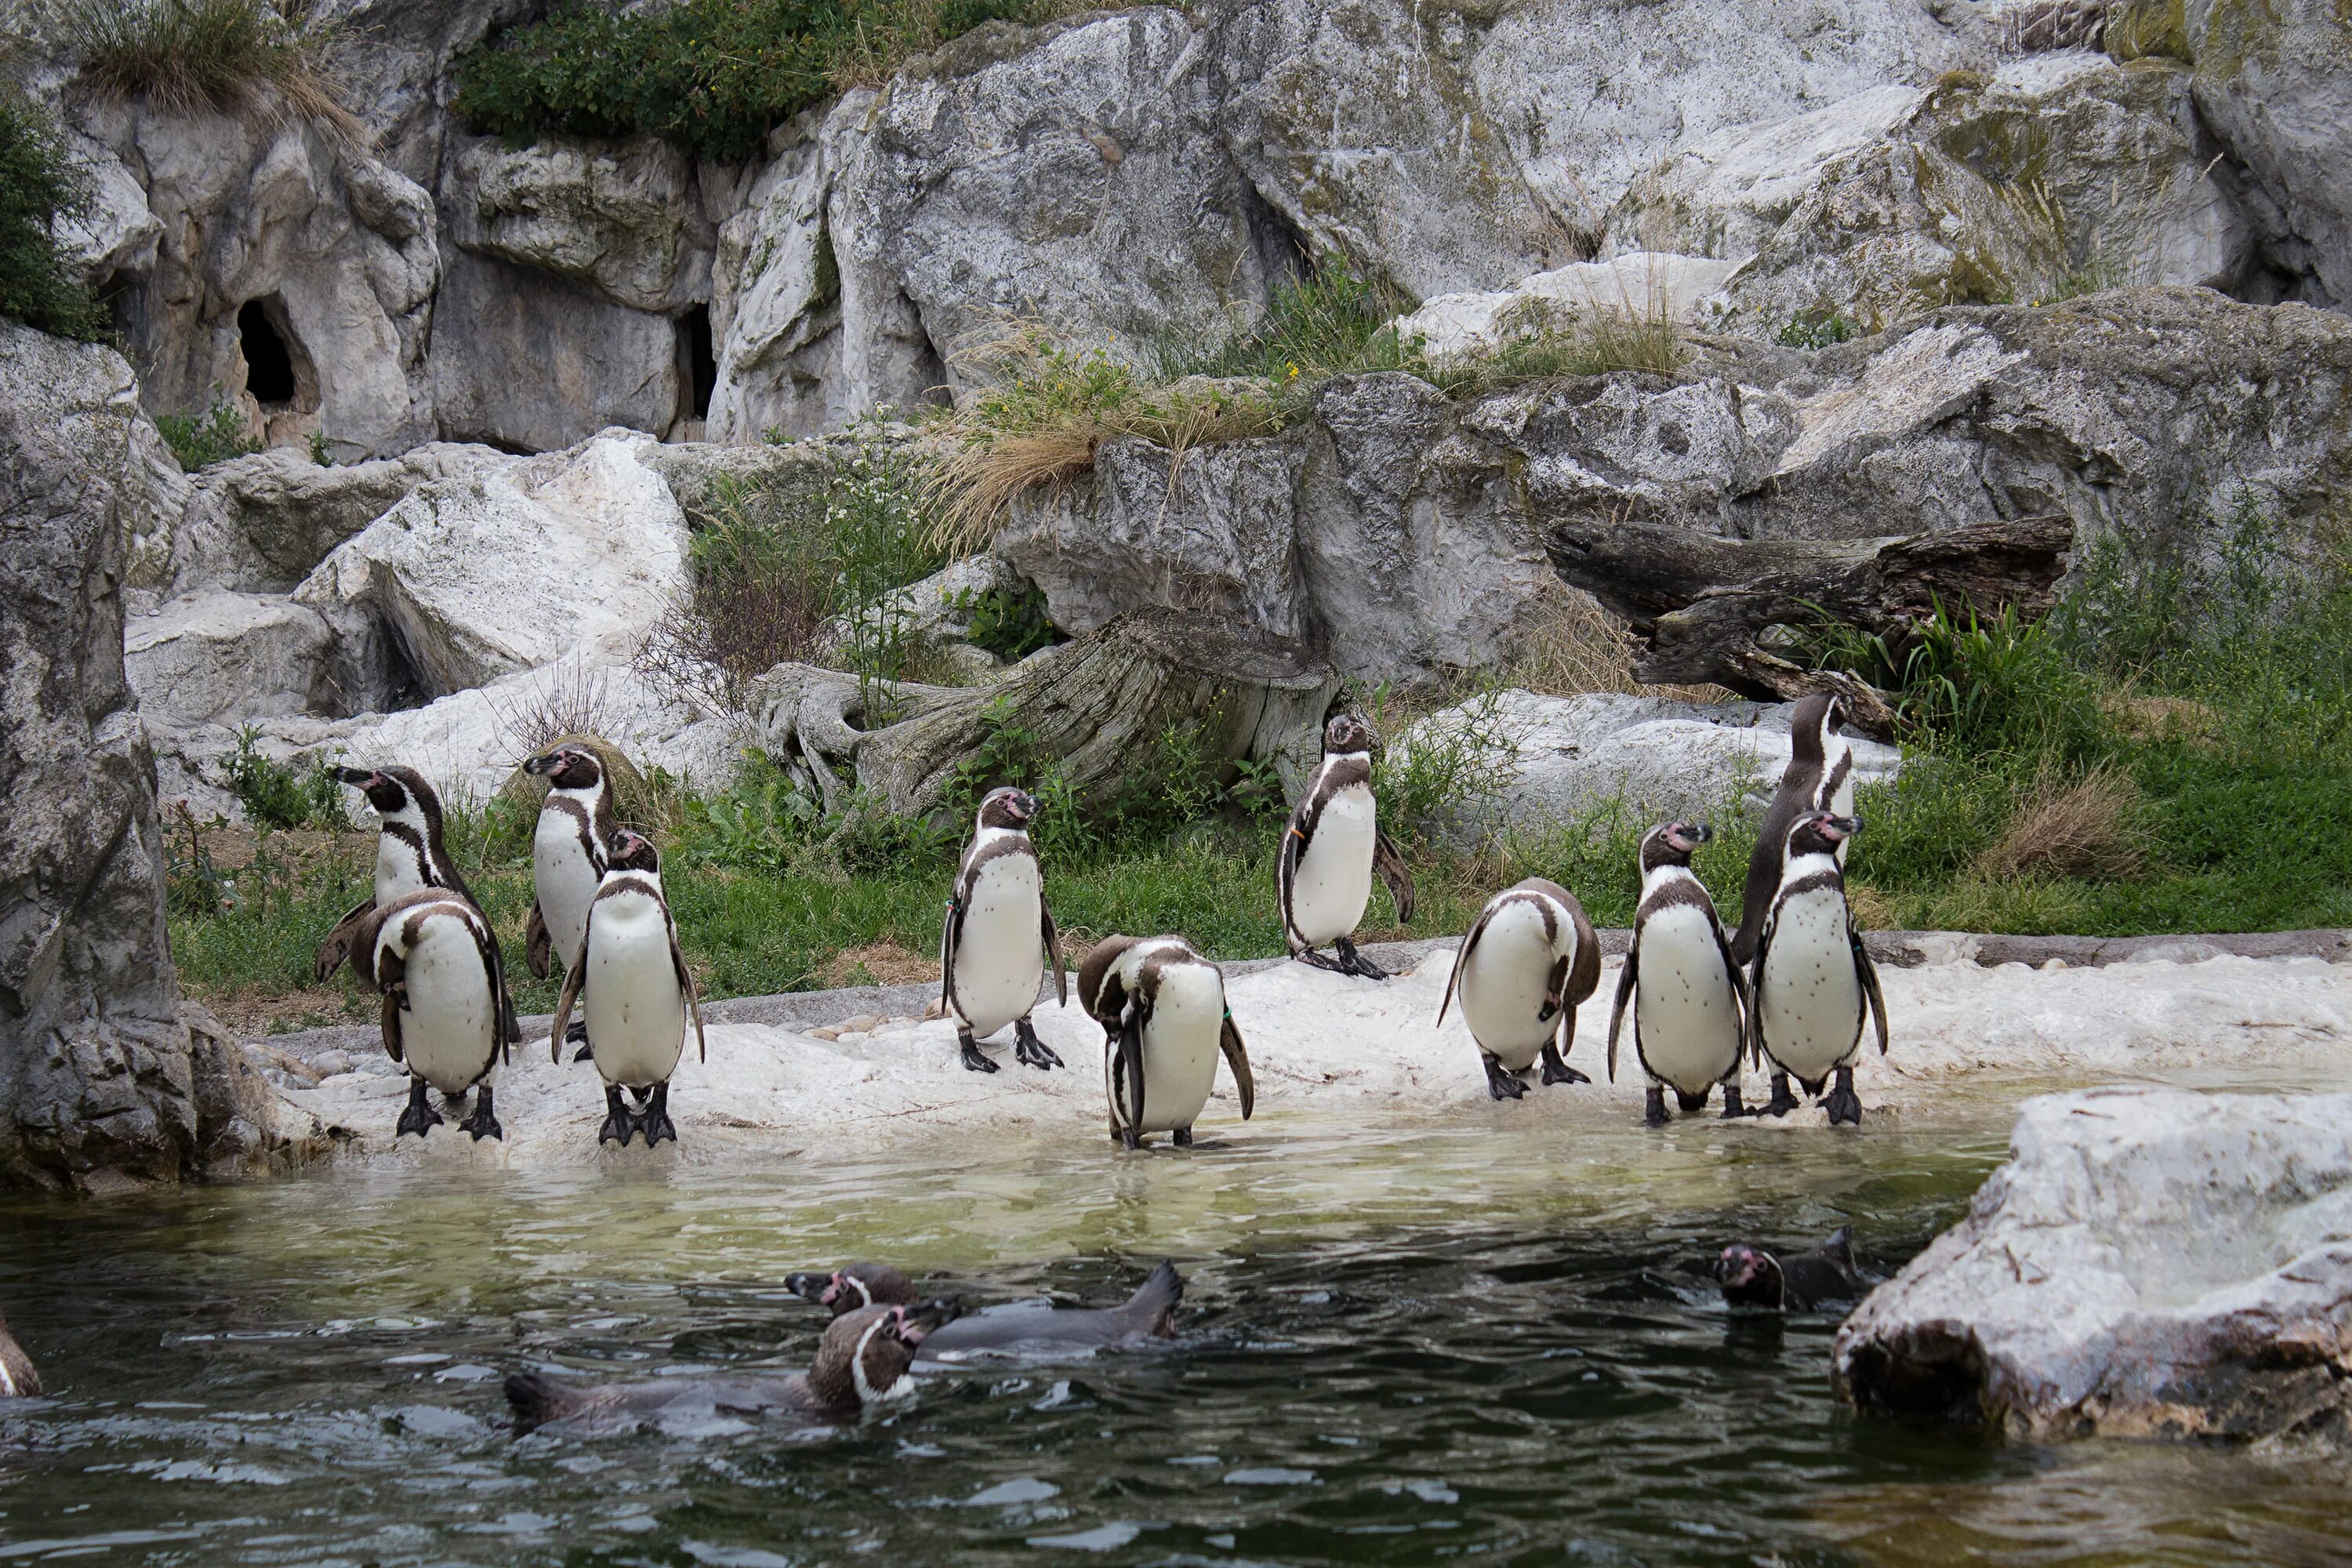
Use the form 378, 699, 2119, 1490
523, 752, 558, 776
784, 1271, 830, 1303
1825, 815, 1863, 840
1715, 1247, 1759, 1287
1011, 792, 1038, 820
896, 1297, 960, 1344
334, 766, 379, 789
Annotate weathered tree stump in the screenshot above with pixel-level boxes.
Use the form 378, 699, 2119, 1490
753, 608, 1338, 822
1541, 514, 2074, 731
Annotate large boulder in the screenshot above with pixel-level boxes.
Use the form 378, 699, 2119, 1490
0, 324, 283, 1187
124, 592, 340, 728
1835, 1087, 2352, 1444
441, 131, 713, 314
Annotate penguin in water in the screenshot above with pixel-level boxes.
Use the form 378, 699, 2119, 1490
1436, 879, 1599, 1100
504, 1298, 958, 1436
315, 765, 520, 1047
1750, 811, 1889, 1125
1077, 935, 1255, 1149
550, 831, 706, 1147
786, 1259, 1183, 1360
355, 886, 508, 1140
1278, 713, 1414, 978
0, 1310, 41, 1398
1730, 694, 1856, 965
521, 745, 615, 1059
1607, 822, 1752, 1127
1714, 1227, 1870, 1311
942, 787, 1068, 1074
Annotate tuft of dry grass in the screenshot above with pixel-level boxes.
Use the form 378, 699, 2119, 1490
1972, 762, 2149, 882
2100, 691, 2222, 745
819, 940, 937, 988
61, 0, 367, 144
488, 665, 618, 760
1508, 586, 1730, 702
1844, 880, 1895, 933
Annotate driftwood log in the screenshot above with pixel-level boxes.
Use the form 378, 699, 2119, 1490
754, 608, 1339, 821
1541, 514, 2074, 733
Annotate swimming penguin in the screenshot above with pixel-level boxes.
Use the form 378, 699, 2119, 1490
1606, 822, 1752, 1127
1278, 713, 1414, 978
355, 886, 508, 1140
942, 787, 1068, 1074
785, 1259, 1183, 1361
1749, 811, 1889, 1125
1077, 935, 1255, 1149
1436, 879, 1599, 1101
550, 832, 706, 1147
315, 765, 520, 1047
1730, 694, 1855, 965
521, 746, 614, 1059
0, 1311, 40, 1398
503, 1298, 958, 1436
1715, 1226, 1869, 1311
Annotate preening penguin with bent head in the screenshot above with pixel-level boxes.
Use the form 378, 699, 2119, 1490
550, 831, 706, 1147
1278, 713, 1414, 979
1436, 879, 1599, 1101
942, 787, 1069, 1074
1749, 811, 1888, 1126
1606, 821, 1753, 1127
1079, 935, 1255, 1149
354, 885, 509, 1141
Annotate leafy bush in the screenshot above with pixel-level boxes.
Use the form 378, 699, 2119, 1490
156, 397, 262, 470
950, 582, 1054, 662
59, 0, 361, 140
226, 730, 347, 829
454, 0, 1088, 162
0, 85, 110, 341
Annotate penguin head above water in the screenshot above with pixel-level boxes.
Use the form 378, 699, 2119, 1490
977, 786, 1039, 833
336, 764, 440, 828
606, 830, 661, 876
806, 1299, 960, 1414
786, 1262, 918, 1316
1322, 713, 1375, 757
523, 745, 604, 792
1713, 1244, 1785, 1308
1784, 811, 1860, 859
1639, 820, 1711, 873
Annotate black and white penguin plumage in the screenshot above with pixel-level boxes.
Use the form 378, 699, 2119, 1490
1436, 879, 1599, 1101
942, 787, 1068, 1073
0, 1310, 40, 1398
1606, 821, 1753, 1127
1278, 713, 1414, 979
355, 886, 508, 1141
316, 764, 520, 1047
550, 832, 706, 1147
1730, 694, 1855, 965
1749, 811, 1889, 1126
1078, 935, 1255, 1149
522, 745, 614, 983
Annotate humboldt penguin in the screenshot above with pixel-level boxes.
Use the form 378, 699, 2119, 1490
315, 765, 520, 1047
942, 787, 1068, 1073
1278, 713, 1414, 978
503, 1298, 958, 1436
1730, 694, 1855, 965
522, 745, 615, 1058
786, 1259, 1183, 1361
356, 886, 508, 1140
0, 1311, 40, 1398
1715, 1227, 1869, 1311
1606, 822, 1752, 1126
1077, 935, 1254, 1149
550, 832, 706, 1147
1436, 879, 1599, 1100
1750, 811, 1889, 1125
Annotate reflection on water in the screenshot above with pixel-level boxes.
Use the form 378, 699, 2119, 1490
0, 1105, 2337, 1566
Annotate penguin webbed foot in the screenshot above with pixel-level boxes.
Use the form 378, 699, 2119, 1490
1642, 1087, 1671, 1128
1759, 1073, 1800, 1118
1012, 1018, 1062, 1071
1335, 938, 1388, 980
458, 1085, 503, 1143
1118, 1127, 1142, 1150
1539, 1044, 1589, 1087
958, 1032, 1000, 1073
1482, 1054, 1530, 1101
1172, 1126, 1193, 1148
1294, 949, 1349, 975
1721, 1083, 1748, 1120
598, 1084, 635, 1145
567, 1018, 593, 1063
1825, 1067, 1864, 1127
395, 1077, 442, 1139
639, 1083, 678, 1146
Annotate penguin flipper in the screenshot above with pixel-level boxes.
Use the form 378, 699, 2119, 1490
1118, 1001, 1149, 1136
315, 895, 376, 982
1040, 896, 1069, 1007
1749, 909, 1778, 1070
1435, 905, 1497, 1028
1605, 936, 1637, 1084
1219, 1011, 1254, 1120
379, 987, 405, 1065
1276, 798, 1312, 953
939, 881, 967, 1016
670, 920, 707, 1064
526, 902, 552, 981
1852, 922, 1889, 1055
1373, 830, 1414, 925
1563, 901, 1602, 1011
550, 939, 589, 1065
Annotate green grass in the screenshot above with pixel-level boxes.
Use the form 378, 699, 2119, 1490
0, 83, 111, 342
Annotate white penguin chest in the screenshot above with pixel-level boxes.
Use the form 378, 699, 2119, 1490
533, 808, 601, 969
1826, 749, 1855, 866
1633, 903, 1743, 1091
390, 916, 497, 1094
952, 848, 1044, 1036
1457, 906, 1561, 1068
1758, 887, 1862, 1080
1107, 965, 1224, 1134
375, 833, 429, 905
583, 893, 685, 1087
1291, 782, 1375, 946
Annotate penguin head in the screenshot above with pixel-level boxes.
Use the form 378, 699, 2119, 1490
1640, 820, 1711, 872
1714, 1243, 1784, 1308
1323, 713, 1375, 757
606, 830, 660, 875
1786, 811, 1860, 858
978, 786, 1038, 833
810, 1298, 960, 1411
336, 764, 437, 826
786, 1262, 917, 1316
524, 744, 603, 792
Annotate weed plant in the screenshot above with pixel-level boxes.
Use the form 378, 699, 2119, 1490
0, 85, 110, 341
156, 397, 262, 470
60, 0, 362, 140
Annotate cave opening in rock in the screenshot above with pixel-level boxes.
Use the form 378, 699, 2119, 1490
679, 303, 717, 421
238, 299, 299, 407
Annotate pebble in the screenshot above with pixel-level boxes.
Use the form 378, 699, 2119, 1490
808, 1026, 842, 1041
312, 1050, 354, 1076
840, 1013, 884, 1033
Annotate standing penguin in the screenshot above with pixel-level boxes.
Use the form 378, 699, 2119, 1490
355, 887, 508, 1140
550, 831, 706, 1146
1278, 714, 1414, 978
943, 787, 1068, 1073
1607, 822, 1752, 1127
1436, 880, 1599, 1101
1730, 694, 1855, 965
315, 765, 520, 1047
1750, 811, 1889, 1125
1078, 935, 1255, 1149
521, 745, 615, 1059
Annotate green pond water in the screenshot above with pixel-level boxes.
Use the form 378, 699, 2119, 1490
0, 1097, 2344, 1567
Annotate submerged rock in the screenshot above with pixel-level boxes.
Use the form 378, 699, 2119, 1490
1835, 1087, 2352, 1445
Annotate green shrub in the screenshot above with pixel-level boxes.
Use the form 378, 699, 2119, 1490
59, 0, 361, 139
0, 85, 110, 342
155, 397, 262, 470
951, 582, 1054, 662
225, 730, 347, 829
